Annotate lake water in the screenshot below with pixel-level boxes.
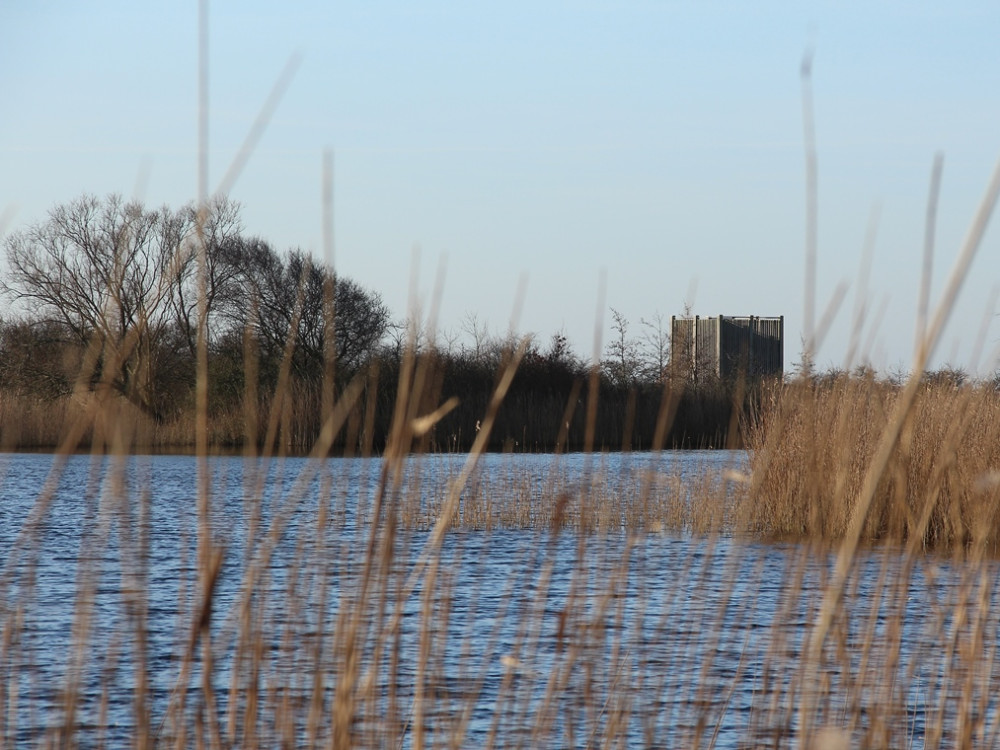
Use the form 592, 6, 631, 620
0, 450, 997, 748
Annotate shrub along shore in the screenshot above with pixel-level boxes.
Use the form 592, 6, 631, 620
0, 354, 763, 454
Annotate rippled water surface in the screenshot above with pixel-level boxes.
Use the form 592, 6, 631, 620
0, 451, 997, 748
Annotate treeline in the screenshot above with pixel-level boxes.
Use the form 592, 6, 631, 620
0, 193, 766, 453
362, 329, 760, 454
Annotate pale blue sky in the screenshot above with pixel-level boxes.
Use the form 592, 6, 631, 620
3, 2, 1000, 373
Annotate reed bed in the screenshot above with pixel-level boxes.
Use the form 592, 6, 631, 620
393, 452, 739, 534
741, 373, 1000, 552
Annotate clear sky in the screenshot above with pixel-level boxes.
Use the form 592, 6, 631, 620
3, 1, 1000, 374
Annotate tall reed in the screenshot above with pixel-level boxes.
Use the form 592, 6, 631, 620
740, 372, 1000, 552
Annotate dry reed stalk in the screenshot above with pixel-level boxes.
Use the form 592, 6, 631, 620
794, 144, 1000, 747
742, 377, 1000, 551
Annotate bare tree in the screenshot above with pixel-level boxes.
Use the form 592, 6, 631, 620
439, 326, 462, 356
639, 311, 671, 383
461, 311, 490, 362
2, 194, 191, 418
168, 195, 244, 358
602, 307, 642, 387
218, 239, 390, 380
331, 273, 392, 373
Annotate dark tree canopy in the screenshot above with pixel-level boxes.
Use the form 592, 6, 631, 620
216, 238, 391, 380
3, 194, 182, 344
1, 194, 391, 419
1, 194, 197, 417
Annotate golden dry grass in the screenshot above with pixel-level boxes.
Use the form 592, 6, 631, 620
741, 373, 1000, 553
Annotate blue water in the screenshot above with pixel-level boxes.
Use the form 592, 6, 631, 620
0, 451, 996, 748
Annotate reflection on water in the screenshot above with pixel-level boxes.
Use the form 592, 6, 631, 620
0, 451, 996, 747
